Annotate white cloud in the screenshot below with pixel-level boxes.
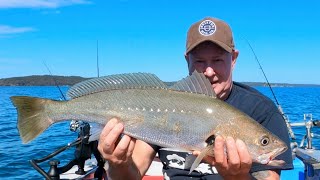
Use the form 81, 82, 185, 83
0, 25, 36, 35
0, 0, 91, 9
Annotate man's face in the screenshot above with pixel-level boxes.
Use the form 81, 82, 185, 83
185, 42, 238, 100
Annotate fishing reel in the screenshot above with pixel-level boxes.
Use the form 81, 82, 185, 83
30, 120, 105, 180
70, 120, 88, 133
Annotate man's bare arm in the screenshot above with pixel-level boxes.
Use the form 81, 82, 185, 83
132, 140, 158, 176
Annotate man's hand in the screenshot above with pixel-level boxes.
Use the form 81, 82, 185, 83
98, 118, 138, 178
195, 136, 252, 180
97, 118, 159, 179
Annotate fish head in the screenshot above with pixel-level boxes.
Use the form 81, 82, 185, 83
212, 116, 288, 166
246, 131, 288, 166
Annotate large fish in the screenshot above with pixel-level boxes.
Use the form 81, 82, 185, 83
11, 71, 287, 173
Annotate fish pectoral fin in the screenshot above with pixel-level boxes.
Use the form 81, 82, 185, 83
189, 144, 214, 174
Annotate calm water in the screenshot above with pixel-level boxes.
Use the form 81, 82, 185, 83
0, 86, 320, 179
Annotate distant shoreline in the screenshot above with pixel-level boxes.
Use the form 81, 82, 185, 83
0, 75, 90, 86
0, 75, 319, 87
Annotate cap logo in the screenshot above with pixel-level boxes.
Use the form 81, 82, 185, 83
198, 20, 216, 36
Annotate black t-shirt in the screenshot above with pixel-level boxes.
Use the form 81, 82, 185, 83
152, 82, 293, 179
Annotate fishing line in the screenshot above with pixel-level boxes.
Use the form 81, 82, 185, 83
244, 38, 296, 141
42, 60, 67, 100
244, 39, 280, 106
96, 40, 100, 78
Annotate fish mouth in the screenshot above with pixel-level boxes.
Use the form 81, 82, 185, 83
270, 146, 287, 160
257, 146, 287, 165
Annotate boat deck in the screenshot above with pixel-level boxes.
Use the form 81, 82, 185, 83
296, 148, 320, 169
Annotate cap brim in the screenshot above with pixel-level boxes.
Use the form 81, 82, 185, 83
186, 39, 233, 54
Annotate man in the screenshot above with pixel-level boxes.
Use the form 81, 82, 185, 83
98, 17, 293, 179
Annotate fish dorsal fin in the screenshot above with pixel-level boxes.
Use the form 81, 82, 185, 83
171, 71, 216, 97
67, 73, 167, 99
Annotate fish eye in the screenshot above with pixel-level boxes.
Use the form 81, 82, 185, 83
260, 136, 270, 146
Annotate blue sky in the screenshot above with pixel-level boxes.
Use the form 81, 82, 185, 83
1, 0, 319, 84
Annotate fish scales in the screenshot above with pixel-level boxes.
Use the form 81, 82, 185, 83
47, 88, 237, 150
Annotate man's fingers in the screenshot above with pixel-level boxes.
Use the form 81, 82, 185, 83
127, 138, 136, 158
226, 137, 240, 164
102, 123, 124, 154
100, 118, 119, 138
236, 139, 252, 171
225, 137, 240, 173
113, 134, 131, 159
214, 136, 227, 167
191, 136, 252, 178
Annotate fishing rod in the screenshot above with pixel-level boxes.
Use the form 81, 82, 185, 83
245, 39, 296, 141
30, 138, 83, 180
42, 61, 67, 100
97, 40, 100, 78
32, 54, 106, 179
28, 62, 102, 180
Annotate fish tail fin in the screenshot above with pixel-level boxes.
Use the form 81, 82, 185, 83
10, 96, 54, 144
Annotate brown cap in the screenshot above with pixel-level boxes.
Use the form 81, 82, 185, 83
186, 17, 235, 54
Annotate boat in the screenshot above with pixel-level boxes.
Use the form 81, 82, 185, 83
30, 120, 165, 180
281, 114, 320, 179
